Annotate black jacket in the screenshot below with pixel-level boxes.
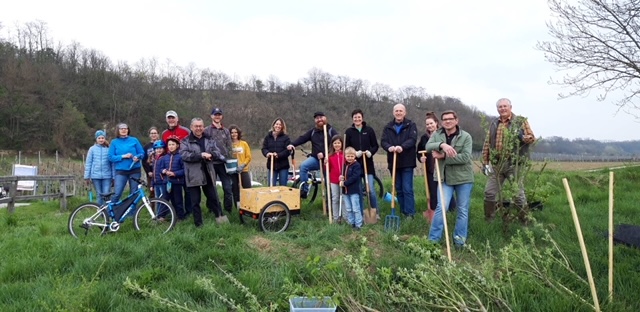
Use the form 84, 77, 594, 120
417, 132, 435, 177
261, 131, 291, 171
344, 122, 379, 175
380, 118, 417, 170
290, 124, 339, 158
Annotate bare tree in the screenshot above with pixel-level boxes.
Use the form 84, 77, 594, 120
537, 0, 640, 115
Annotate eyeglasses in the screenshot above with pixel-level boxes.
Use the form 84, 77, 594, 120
442, 118, 456, 122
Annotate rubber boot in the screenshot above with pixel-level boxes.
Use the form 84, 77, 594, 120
484, 200, 496, 222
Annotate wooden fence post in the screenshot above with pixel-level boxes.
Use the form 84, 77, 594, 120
7, 178, 17, 213
59, 179, 67, 211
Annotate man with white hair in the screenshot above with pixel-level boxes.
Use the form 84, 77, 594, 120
482, 98, 536, 221
380, 103, 418, 218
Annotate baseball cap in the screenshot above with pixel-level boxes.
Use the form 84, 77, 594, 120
166, 110, 178, 118
313, 111, 325, 118
211, 108, 223, 115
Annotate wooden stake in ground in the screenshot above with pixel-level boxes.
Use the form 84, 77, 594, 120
418, 150, 432, 222
434, 158, 452, 262
608, 171, 614, 302
323, 124, 333, 223
562, 178, 601, 312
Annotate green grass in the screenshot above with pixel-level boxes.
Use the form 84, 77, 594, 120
1, 167, 639, 311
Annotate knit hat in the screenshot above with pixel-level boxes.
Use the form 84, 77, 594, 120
95, 130, 106, 139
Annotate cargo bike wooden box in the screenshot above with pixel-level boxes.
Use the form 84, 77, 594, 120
238, 186, 301, 233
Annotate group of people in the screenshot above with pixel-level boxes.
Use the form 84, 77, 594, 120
83, 97, 535, 247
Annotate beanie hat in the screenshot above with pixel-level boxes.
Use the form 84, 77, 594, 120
95, 130, 106, 139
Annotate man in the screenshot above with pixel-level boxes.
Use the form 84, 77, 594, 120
380, 103, 417, 217
179, 118, 224, 227
426, 110, 474, 247
204, 107, 234, 212
287, 111, 339, 198
161, 110, 190, 143
344, 109, 379, 218
161, 110, 192, 218
482, 98, 536, 221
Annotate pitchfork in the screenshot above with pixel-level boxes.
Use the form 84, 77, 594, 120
385, 152, 400, 231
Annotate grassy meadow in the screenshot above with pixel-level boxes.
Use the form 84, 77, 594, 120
1, 159, 640, 311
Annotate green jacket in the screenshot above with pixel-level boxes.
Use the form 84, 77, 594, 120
425, 126, 474, 185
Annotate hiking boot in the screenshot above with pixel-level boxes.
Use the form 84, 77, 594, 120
484, 200, 496, 222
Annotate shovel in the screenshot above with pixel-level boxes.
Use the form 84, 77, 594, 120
385, 152, 400, 231
434, 158, 452, 262
419, 150, 434, 223
363, 153, 377, 224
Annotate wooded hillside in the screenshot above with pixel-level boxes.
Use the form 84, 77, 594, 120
2, 21, 638, 158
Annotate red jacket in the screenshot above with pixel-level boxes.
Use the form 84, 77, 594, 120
162, 124, 190, 143
328, 152, 344, 184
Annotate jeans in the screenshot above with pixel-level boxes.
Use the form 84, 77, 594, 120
112, 171, 141, 202
231, 171, 252, 206
91, 178, 111, 206
188, 172, 222, 227
213, 163, 233, 212
344, 193, 363, 227
358, 174, 379, 215
299, 157, 320, 192
391, 167, 415, 216
428, 182, 474, 246
268, 168, 289, 186
165, 183, 185, 219
330, 183, 347, 221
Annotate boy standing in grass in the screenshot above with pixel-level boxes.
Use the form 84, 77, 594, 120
340, 147, 363, 230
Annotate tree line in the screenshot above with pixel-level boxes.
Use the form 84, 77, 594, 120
1, 21, 637, 158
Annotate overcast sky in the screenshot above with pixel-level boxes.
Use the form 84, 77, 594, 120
1, 0, 638, 141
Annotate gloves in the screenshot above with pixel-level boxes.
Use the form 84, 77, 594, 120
356, 150, 363, 158
482, 164, 493, 176
237, 164, 246, 172
365, 150, 372, 158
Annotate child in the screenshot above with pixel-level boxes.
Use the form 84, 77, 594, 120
340, 147, 363, 229
150, 140, 167, 199
159, 137, 187, 220
84, 130, 114, 206
327, 135, 347, 223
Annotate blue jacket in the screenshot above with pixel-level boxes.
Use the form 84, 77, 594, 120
108, 136, 145, 172
342, 161, 362, 195
151, 154, 166, 185
84, 144, 114, 179
158, 152, 185, 185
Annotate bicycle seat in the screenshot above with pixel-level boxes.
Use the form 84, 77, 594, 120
99, 192, 115, 200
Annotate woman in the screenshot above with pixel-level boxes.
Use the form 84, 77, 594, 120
417, 112, 441, 222
83, 130, 113, 206
261, 118, 291, 186
108, 123, 145, 202
229, 124, 252, 209
142, 126, 160, 179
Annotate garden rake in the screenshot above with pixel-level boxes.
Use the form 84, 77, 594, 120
385, 152, 400, 231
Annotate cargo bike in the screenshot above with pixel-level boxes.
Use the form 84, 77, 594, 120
237, 155, 301, 233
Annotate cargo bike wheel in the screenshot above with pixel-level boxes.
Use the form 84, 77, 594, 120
259, 200, 291, 233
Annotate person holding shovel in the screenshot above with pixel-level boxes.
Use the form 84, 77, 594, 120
344, 109, 380, 221
425, 110, 474, 247
327, 135, 347, 224
380, 104, 418, 218
261, 118, 291, 186
286, 112, 339, 198
417, 112, 457, 223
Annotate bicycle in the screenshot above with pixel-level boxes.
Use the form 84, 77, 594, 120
68, 178, 176, 238
290, 148, 322, 206
290, 148, 384, 206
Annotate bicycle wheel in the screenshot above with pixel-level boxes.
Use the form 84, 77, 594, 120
134, 198, 176, 234
295, 179, 319, 206
259, 201, 291, 233
68, 202, 107, 238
